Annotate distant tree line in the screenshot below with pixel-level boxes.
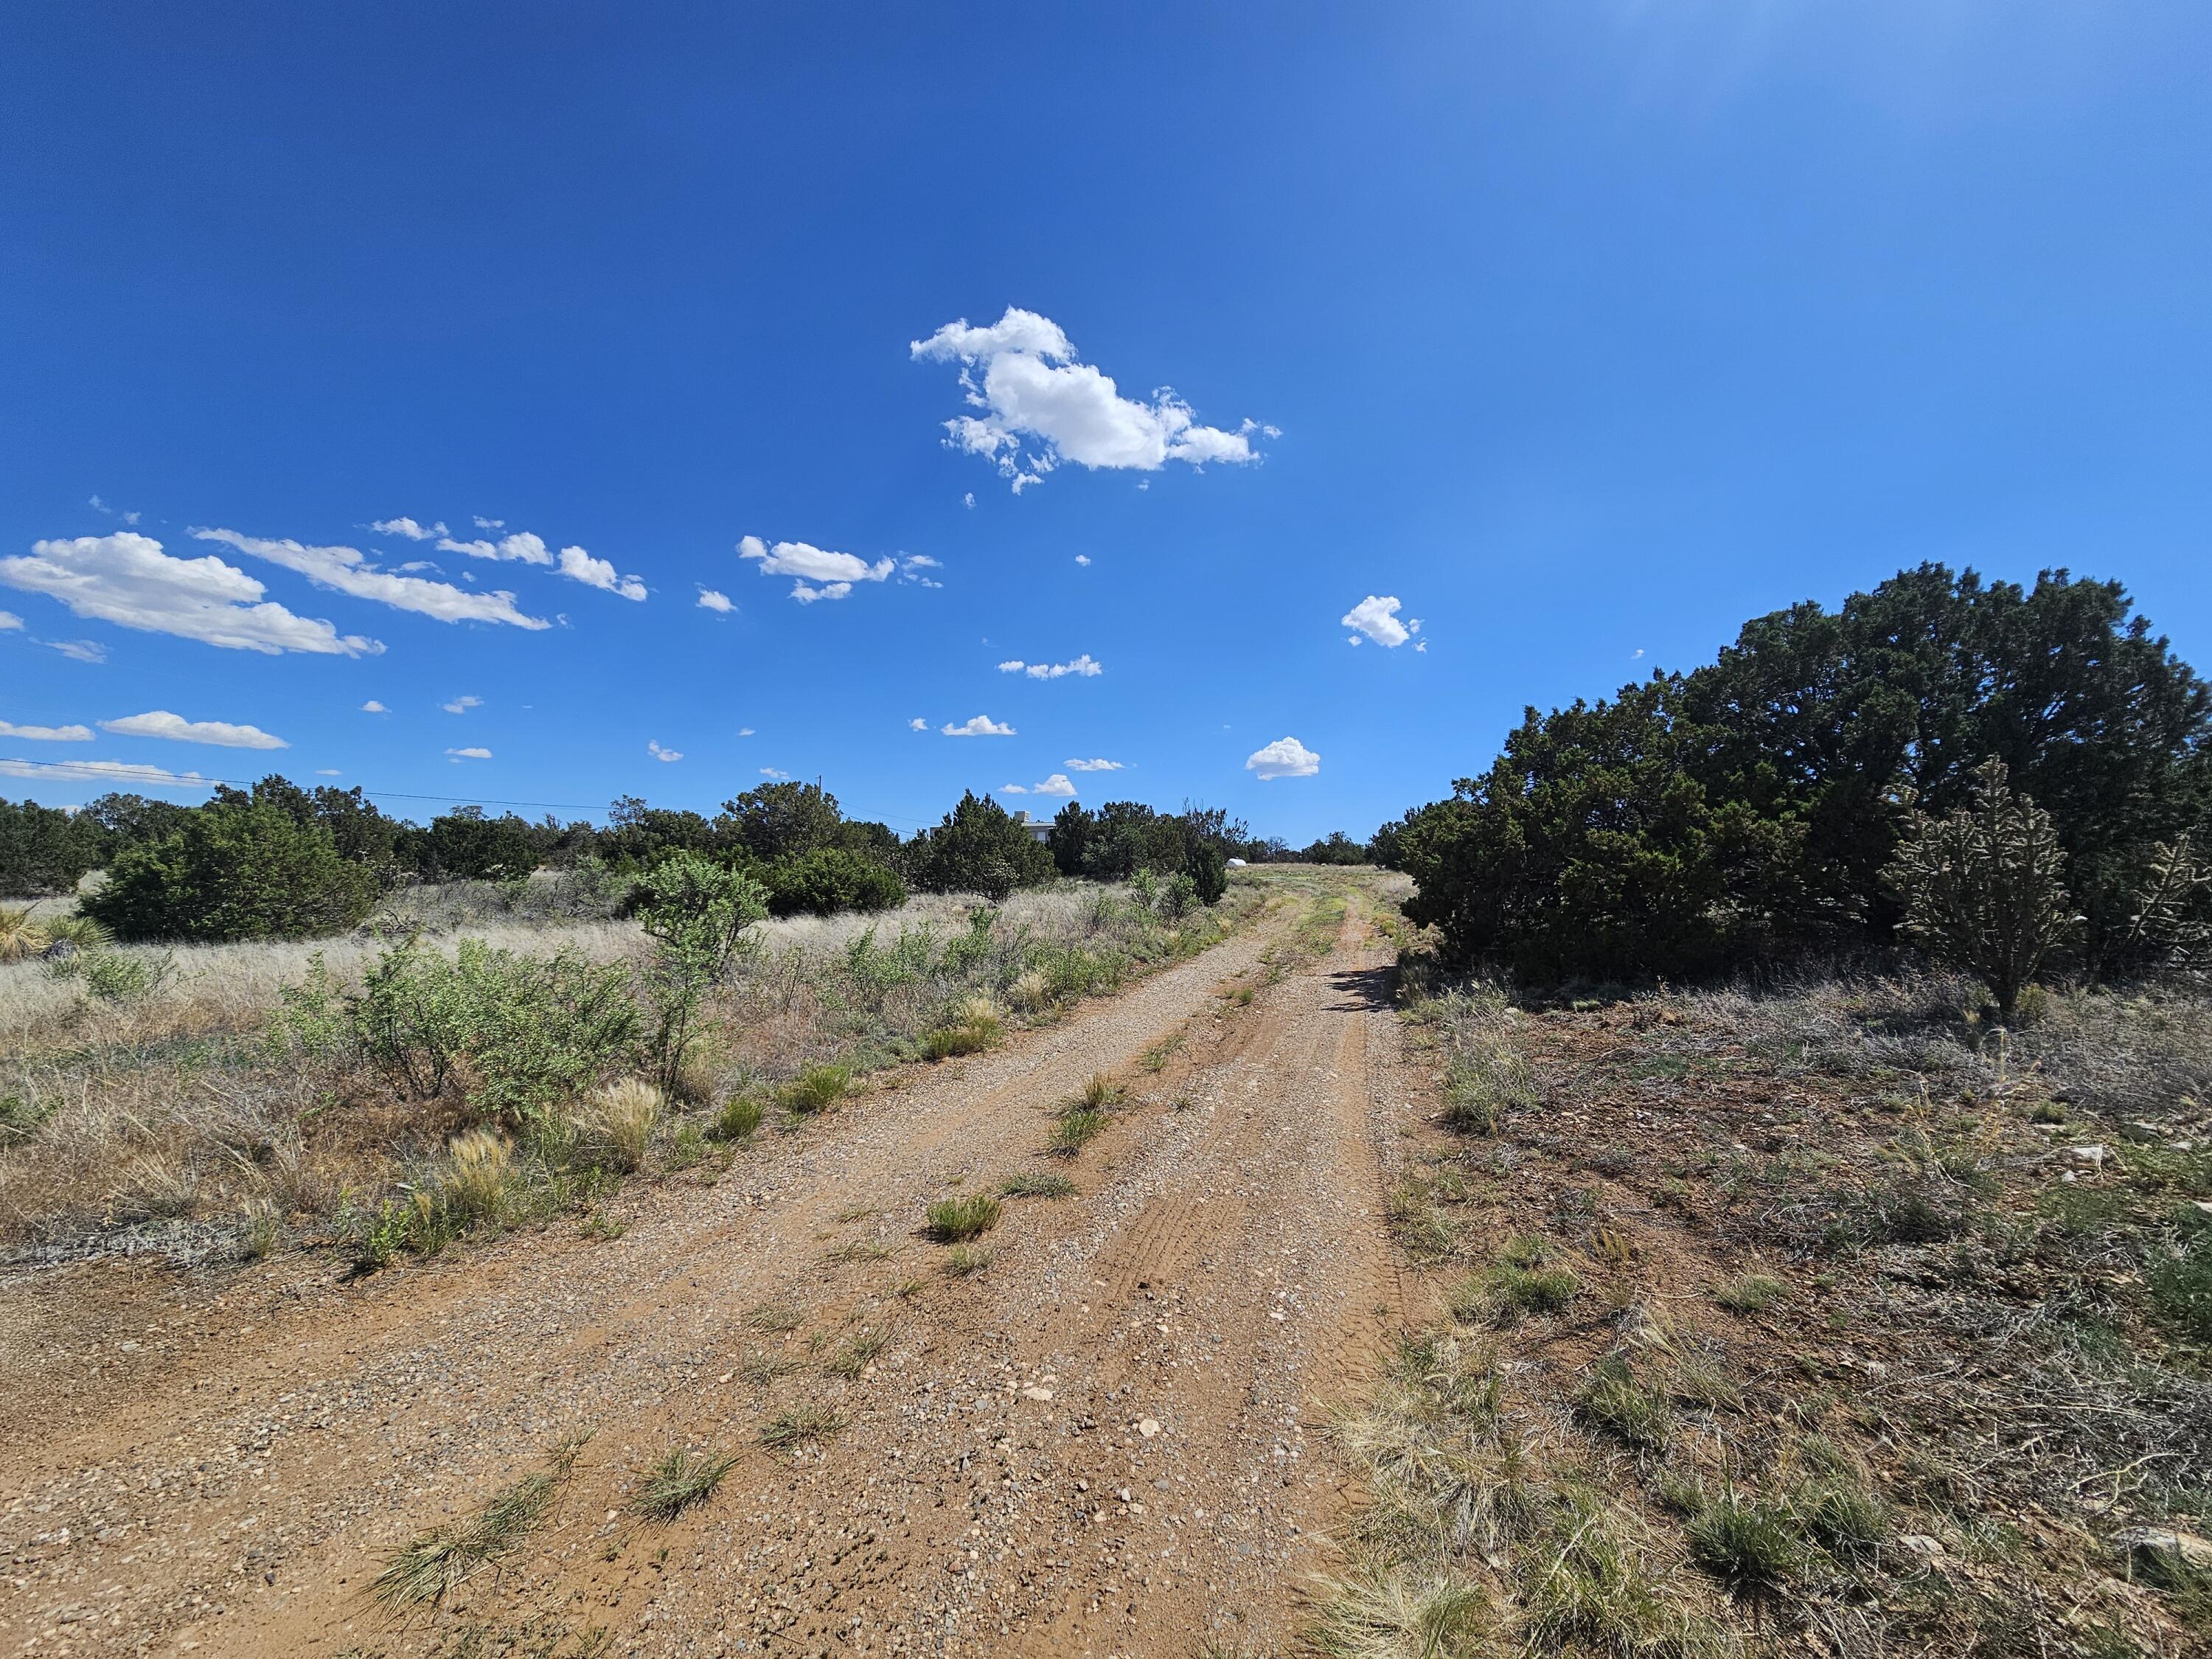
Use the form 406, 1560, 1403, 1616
1374, 564, 2212, 983
0, 773, 1264, 944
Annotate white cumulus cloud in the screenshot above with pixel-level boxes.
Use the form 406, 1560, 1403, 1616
372, 517, 448, 541
557, 543, 647, 601
739, 535, 894, 603
446, 746, 491, 762
0, 757, 212, 788
100, 710, 287, 749
911, 307, 1263, 492
362, 700, 389, 714
942, 714, 1015, 737
1342, 595, 1419, 649
443, 695, 482, 714
1064, 757, 1124, 771
0, 611, 21, 629
648, 740, 682, 762
1001, 773, 1078, 798
759, 767, 792, 780
1074, 554, 1091, 566
998, 654, 1102, 680
909, 718, 929, 731
1246, 735, 1321, 779
0, 719, 93, 742
697, 587, 734, 613
192, 528, 546, 631
1, 532, 381, 657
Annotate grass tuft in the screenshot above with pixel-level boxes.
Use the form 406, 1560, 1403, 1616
1713, 1272, 1787, 1313
779, 1062, 852, 1115
372, 1435, 588, 1607
1048, 1107, 1108, 1156
632, 1446, 738, 1521
1577, 1356, 1672, 1450
1000, 1170, 1077, 1198
944, 1242, 993, 1276
925, 1193, 1001, 1241
1308, 1565, 1488, 1658
759, 1402, 845, 1451
1686, 1492, 1798, 1587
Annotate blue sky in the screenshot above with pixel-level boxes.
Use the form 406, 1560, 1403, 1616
4, 3, 2208, 844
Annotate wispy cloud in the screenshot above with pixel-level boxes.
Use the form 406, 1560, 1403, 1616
0, 719, 93, 742
912, 307, 1265, 492
998, 654, 1102, 680
1064, 757, 1124, 771
372, 517, 448, 541
442, 695, 482, 714
100, 710, 286, 749
192, 528, 547, 630
46, 639, 107, 664
88, 495, 141, 525
0, 756, 211, 788
942, 714, 1015, 737
0, 611, 20, 630
759, 766, 792, 780
1245, 735, 1320, 779
648, 740, 682, 762
908, 718, 929, 731
445, 746, 492, 762
1, 532, 380, 656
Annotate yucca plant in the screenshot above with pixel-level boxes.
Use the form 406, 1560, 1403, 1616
0, 905, 49, 964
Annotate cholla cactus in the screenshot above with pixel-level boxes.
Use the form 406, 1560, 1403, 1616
1884, 759, 2078, 1018
2119, 834, 2211, 969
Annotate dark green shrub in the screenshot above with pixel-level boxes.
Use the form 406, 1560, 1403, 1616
764, 848, 907, 917
907, 791, 1053, 897
85, 801, 379, 942
1393, 565, 2212, 981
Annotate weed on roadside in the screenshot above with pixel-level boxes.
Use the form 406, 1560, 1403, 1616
925, 1194, 1001, 1241
373, 1435, 590, 1607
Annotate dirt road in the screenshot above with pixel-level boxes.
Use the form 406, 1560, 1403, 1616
0, 879, 1426, 1658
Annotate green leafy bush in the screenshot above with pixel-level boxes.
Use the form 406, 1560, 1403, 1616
315, 933, 639, 1125
633, 852, 768, 1091
85, 800, 380, 943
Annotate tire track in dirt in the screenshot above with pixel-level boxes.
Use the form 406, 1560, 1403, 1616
0, 880, 1425, 1658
